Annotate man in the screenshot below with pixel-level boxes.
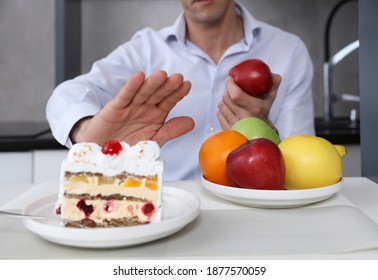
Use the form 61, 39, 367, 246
47, 0, 314, 180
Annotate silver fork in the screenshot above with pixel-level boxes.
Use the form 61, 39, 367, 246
0, 209, 84, 228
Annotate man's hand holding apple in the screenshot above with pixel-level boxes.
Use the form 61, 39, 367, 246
217, 70, 281, 131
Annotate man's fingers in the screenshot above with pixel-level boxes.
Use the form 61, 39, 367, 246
152, 116, 195, 146
217, 94, 239, 128
216, 110, 230, 130
131, 70, 168, 104
265, 74, 281, 103
110, 71, 190, 113
158, 80, 191, 112
110, 71, 145, 109
271, 73, 282, 89
145, 73, 185, 105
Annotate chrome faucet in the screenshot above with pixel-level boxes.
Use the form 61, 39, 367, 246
323, 0, 359, 122
323, 40, 360, 121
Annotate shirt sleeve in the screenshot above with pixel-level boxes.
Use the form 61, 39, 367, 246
272, 38, 315, 140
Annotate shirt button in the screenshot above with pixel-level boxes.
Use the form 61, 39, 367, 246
209, 126, 215, 132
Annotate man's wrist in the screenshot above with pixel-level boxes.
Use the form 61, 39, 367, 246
69, 117, 92, 144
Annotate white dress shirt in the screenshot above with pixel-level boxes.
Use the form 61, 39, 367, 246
46, 2, 314, 181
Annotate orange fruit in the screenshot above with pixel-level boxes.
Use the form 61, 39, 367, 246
145, 177, 158, 190
122, 177, 143, 188
199, 130, 248, 186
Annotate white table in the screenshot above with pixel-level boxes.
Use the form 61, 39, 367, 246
1, 177, 378, 259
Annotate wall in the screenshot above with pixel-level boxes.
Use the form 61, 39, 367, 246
359, 0, 378, 182
0, 0, 55, 122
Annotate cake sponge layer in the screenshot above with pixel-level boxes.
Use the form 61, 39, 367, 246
62, 196, 160, 227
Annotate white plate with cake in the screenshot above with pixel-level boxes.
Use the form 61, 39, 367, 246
22, 140, 200, 248
22, 183, 200, 248
201, 176, 343, 208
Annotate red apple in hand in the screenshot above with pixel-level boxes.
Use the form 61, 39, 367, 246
229, 59, 273, 98
226, 138, 285, 190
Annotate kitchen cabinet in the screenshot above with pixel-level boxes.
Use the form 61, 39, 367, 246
0, 150, 68, 184
0, 152, 32, 184
33, 150, 68, 184
0, 122, 67, 184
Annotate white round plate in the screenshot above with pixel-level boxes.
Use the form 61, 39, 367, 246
201, 176, 343, 208
23, 186, 200, 248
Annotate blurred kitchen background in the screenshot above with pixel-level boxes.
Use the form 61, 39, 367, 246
0, 0, 361, 182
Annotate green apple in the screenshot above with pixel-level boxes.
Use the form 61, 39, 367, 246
231, 117, 281, 145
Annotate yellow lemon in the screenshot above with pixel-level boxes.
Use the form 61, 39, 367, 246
278, 135, 345, 189
334, 144, 347, 157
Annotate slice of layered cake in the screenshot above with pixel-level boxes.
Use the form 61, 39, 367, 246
56, 140, 163, 227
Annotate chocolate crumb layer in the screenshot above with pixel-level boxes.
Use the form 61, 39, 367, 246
64, 216, 147, 228
64, 193, 148, 202
64, 171, 157, 181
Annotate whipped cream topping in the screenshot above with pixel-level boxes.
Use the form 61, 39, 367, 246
62, 140, 163, 177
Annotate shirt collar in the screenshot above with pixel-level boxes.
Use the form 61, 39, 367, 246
160, 1, 262, 46
160, 12, 187, 43
236, 1, 262, 46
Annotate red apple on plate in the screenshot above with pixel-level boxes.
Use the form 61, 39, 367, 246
226, 138, 285, 190
229, 59, 273, 98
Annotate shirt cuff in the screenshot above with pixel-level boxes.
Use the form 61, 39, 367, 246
50, 103, 100, 148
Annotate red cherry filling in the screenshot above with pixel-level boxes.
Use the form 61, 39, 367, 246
101, 140, 123, 155
77, 199, 94, 217
55, 205, 61, 215
142, 202, 156, 217
104, 201, 115, 213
